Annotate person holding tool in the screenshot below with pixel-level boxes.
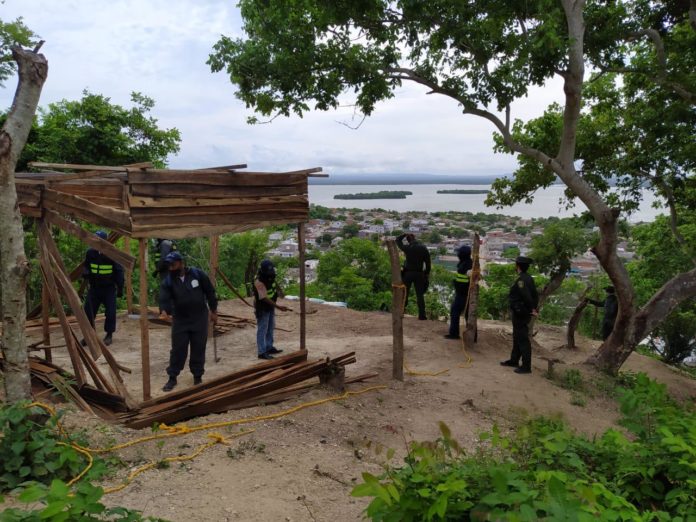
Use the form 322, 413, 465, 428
160, 251, 218, 392
396, 232, 431, 320
253, 259, 291, 360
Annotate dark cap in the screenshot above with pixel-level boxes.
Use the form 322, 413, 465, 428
515, 256, 534, 265
95, 230, 108, 240
164, 251, 183, 263
605, 285, 615, 293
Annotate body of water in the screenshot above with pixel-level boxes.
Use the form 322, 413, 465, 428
308, 184, 664, 222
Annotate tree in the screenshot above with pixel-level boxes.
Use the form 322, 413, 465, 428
15, 90, 181, 170
0, 41, 46, 402
341, 222, 360, 239
209, 0, 696, 373
0, 17, 35, 86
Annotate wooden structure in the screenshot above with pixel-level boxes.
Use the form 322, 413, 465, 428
16, 162, 326, 411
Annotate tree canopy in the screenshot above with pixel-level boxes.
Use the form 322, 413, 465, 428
210, 0, 696, 372
9, 90, 181, 170
0, 16, 36, 86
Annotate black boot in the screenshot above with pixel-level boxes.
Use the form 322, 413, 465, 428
193, 376, 203, 386
103, 333, 113, 346
500, 360, 519, 367
162, 377, 177, 392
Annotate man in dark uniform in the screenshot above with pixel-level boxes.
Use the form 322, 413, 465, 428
160, 252, 218, 392
83, 230, 124, 346
445, 244, 472, 339
396, 233, 431, 320
500, 256, 539, 374
152, 238, 177, 315
587, 286, 618, 340
253, 259, 291, 360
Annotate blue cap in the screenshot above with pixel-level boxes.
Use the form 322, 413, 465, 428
164, 251, 183, 263
95, 230, 108, 240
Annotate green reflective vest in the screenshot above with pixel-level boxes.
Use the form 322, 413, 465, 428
90, 263, 113, 275
454, 272, 470, 283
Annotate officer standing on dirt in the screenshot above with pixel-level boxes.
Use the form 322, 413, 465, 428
587, 286, 618, 340
160, 251, 218, 392
153, 238, 177, 315
83, 230, 124, 346
396, 232, 431, 320
445, 244, 473, 340
500, 256, 538, 374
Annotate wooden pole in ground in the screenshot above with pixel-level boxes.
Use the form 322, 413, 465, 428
209, 236, 219, 288
464, 233, 481, 347
386, 239, 404, 381
139, 239, 151, 401
123, 237, 134, 314
41, 281, 51, 362
298, 223, 306, 351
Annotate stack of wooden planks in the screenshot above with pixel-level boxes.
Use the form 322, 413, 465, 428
148, 309, 255, 336
119, 350, 359, 429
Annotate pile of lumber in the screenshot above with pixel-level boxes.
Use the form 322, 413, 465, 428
148, 309, 255, 337
119, 350, 360, 429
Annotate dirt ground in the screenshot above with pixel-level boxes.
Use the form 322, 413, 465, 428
21, 299, 696, 521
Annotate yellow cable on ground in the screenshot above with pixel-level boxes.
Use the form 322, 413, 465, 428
404, 360, 450, 377
26, 385, 387, 494
102, 430, 254, 495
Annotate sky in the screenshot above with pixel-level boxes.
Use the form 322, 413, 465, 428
0, 0, 565, 176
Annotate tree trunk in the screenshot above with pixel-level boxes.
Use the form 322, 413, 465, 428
385, 239, 404, 381
529, 269, 566, 335
566, 286, 592, 349
0, 45, 48, 403
464, 233, 481, 346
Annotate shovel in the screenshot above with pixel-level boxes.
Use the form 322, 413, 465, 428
209, 318, 220, 363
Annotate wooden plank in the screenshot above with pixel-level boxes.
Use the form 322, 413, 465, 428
29, 162, 129, 172
128, 171, 307, 186
131, 209, 307, 227
41, 282, 51, 363
298, 223, 306, 351
130, 183, 305, 198
128, 194, 308, 208
139, 239, 151, 401
386, 239, 404, 381
43, 189, 131, 228
37, 226, 87, 386
43, 162, 152, 182
130, 221, 298, 239
131, 201, 307, 219
464, 233, 481, 347
44, 210, 136, 271
123, 237, 134, 314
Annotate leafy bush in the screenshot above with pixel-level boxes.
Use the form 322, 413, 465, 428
0, 403, 97, 492
352, 374, 696, 521
0, 480, 166, 521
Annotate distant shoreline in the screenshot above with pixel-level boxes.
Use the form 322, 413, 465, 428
334, 190, 413, 200
437, 189, 490, 194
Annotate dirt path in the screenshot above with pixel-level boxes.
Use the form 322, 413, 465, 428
28, 300, 696, 521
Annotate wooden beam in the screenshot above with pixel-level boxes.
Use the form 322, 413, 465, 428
464, 233, 481, 347
41, 282, 51, 363
139, 239, 151, 401
123, 237, 134, 314
29, 162, 129, 172
128, 171, 308, 186
209, 236, 219, 288
386, 239, 404, 381
44, 210, 136, 271
298, 223, 306, 351
130, 184, 304, 198
43, 189, 131, 228
127, 194, 308, 208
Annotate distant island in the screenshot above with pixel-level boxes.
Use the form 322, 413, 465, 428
334, 191, 413, 200
437, 189, 490, 194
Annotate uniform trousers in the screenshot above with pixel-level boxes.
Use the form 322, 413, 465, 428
167, 313, 208, 378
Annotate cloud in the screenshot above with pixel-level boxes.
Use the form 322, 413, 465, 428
1, 0, 564, 175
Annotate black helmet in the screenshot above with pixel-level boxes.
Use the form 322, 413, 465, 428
259, 259, 276, 278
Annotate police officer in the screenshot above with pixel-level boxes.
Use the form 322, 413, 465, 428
160, 252, 218, 392
445, 245, 472, 340
253, 260, 291, 360
153, 238, 177, 315
587, 286, 618, 340
83, 230, 124, 346
500, 256, 539, 374
396, 233, 431, 320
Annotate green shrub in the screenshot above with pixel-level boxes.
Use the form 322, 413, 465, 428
0, 480, 166, 521
352, 374, 696, 521
0, 402, 99, 492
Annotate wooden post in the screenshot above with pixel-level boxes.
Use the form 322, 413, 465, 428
386, 239, 404, 381
139, 239, 151, 401
41, 282, 51, 362
209, 236, 219, 288
298, 223, 306, 351
123, 237, 134, 314
464, 233, 481, 347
